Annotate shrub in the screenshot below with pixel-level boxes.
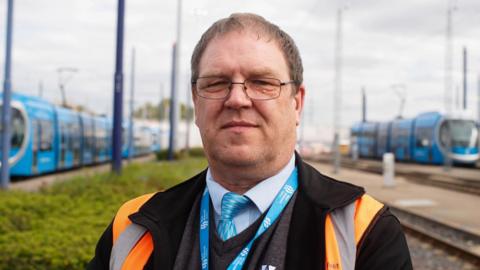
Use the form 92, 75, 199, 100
155, 147, 205, 161
188, 147, 205, 157
0, 158, 207, 270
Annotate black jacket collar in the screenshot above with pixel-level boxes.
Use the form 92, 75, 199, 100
131, 153, 364, 269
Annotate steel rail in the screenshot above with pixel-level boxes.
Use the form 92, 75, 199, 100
390, 206, 480, 266
310, 155, 480, 196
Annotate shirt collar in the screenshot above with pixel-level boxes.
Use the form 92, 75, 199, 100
206, 155, 296, 216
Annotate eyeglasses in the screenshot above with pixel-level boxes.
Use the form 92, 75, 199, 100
192, 77, 297, 100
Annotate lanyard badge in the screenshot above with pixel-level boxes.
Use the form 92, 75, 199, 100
199, 168, 298, 270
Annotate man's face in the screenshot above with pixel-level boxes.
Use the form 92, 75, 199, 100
193, 30, 304, 170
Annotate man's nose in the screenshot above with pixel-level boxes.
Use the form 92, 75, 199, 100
224, 83, 252, 109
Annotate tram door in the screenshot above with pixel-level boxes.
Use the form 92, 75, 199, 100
60, 123, 66, 168
31, 120, 40, 174
72, 123, 81, 166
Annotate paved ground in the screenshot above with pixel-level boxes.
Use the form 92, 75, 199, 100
315, 154, 480, 183
10, 155, 155, 192
307, 161, 480, 237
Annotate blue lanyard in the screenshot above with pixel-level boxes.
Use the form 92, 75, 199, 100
199, 168, 298, 270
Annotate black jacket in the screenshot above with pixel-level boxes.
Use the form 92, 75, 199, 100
88, 155, 412, 269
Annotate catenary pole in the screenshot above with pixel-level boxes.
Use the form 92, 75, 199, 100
159, 82, 164, 121
443, 0, 456, 172
444, 0, 456, 114
185, 75, 191, 153
168, 0, 182, 159
333, 8, 344, 174
1, 0, 14, 189
478, 74, 480, 123
128, 47, 135, 162
168, 43, 177, 160
478, 74, 480, 153
112, 0, 125, 173
362, 87, 366, 122
463, 47, 467, 110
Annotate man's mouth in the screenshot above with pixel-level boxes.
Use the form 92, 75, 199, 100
221, 121, 259, 130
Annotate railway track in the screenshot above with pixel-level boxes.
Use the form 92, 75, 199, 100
390, 206, 480, 268
310, 155, 480, 196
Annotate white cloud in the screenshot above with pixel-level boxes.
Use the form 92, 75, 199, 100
1, 0, 479, 143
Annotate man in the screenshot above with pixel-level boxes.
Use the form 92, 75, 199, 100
89, 13, 412, 270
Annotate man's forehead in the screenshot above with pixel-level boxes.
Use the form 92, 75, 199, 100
199, 39, 286, 77
198, 67, 279, 78
210, 29, 276, 46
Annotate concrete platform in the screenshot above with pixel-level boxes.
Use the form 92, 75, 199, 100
315, 154, 480, 183
307, 161, 480, 237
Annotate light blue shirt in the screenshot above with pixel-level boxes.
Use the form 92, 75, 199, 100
206, 155, 296, 234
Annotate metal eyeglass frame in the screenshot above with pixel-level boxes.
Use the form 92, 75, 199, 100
191, 77, 297, 100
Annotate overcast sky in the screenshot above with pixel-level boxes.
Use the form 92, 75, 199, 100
0, 0, 479, 143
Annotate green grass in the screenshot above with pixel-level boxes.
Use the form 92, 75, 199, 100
0, 158, 208, 270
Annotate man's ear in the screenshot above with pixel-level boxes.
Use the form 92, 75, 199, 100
294, 84, 305, 126
191, 87, 200, 126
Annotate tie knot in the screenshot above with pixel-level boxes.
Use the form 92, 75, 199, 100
220, 192, 250, 220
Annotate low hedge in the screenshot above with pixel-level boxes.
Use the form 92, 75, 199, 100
0, 158, 207, 270
156, 146, 205, 160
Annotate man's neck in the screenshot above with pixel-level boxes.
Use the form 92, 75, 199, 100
208, 154, 294, 194
212, 177, 263, 194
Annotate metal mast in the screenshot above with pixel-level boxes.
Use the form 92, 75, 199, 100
112, 0, 125, 173
443, 0, 456, 172
1, 0, 14, 189
444, 0, 456, 114
462, 47, 467, 110
333, 8, 344, 174
478, 74, 480, 123
128, 48, 135, 162
168, 43, 177, 160
185, 75, 191, 153
361, 87, 366, 122
168, 0, 182, 159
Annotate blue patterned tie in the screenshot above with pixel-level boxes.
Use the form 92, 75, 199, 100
217, 192, 251, 241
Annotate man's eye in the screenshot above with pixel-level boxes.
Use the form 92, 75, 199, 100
251, 79, 274, 86
207, 80, 229, 88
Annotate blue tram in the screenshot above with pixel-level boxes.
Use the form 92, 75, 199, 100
0, 92, 162, 177
376, 122, 391, 158
390, 118, 415, 161
350, 111, 479, 165
358, 122, 378, 158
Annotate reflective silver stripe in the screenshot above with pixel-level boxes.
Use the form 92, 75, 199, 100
330, 202, 356, 270
109, 223, 147, 270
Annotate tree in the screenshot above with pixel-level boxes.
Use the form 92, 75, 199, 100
133, 99, 193, 121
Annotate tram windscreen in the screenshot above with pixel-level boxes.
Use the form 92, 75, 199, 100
440, 120, 478, 148
0, 107, 26, 149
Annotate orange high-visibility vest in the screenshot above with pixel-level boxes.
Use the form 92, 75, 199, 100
110, 193, 383, 270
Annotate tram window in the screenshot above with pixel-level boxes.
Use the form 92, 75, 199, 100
72, 123, 81, 149
32, 120, 39, 151
391, 127, 401, 146
415, 128, 431, 147
0, 108, 26, 149
40, 120, 53, 151
378, 130, 387, 147
447, 120, 477, 147
67, 123, 74, 149
60, 123, 66, 149
84, 121, 94, 151
95, 128, 103, 152
11, 109, 26, 148
86, 124, 92, 150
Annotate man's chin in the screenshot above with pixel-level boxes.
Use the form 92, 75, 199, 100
212, 147, 261, 167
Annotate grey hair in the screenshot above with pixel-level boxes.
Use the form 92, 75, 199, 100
190, 13, 303, 89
